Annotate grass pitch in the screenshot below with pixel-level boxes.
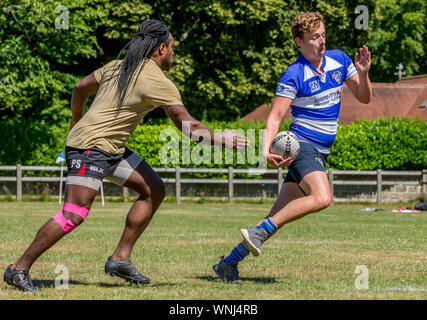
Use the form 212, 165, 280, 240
0, 201, 425, 300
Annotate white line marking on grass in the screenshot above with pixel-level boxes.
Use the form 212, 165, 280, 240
377, 287, 427, 292
145, 232, 216, 237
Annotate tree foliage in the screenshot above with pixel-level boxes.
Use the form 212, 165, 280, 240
0, 0, 425, 167
1, 0, 425, 122
0, 0, 152, 121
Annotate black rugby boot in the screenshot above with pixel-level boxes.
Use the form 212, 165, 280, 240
3, 264, 39, 292
104, 256, 150, 285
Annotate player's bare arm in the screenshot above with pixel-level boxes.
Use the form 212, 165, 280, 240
345, 45, 372, 104
70, 72, 100, 129
262, 96, 294, 168
162, 104, 248, 149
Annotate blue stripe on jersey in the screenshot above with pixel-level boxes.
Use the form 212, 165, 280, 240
275, 50, 355, 151
290, 123, 336, 149
291, 102, 340, 121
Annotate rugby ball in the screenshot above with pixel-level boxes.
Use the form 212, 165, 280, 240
270, 131, 300, 159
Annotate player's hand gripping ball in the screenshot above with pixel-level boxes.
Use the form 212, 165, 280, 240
270, 131, 300, 160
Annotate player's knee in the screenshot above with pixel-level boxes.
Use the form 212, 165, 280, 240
62, 211, 85, 226
315, 194, 331, 211
52, 202, 90, 233
144, 177, 165, 203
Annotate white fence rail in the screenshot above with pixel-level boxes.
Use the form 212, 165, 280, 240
0, 165, 426, 204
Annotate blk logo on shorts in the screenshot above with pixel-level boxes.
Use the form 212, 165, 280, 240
89, 166, 104, 174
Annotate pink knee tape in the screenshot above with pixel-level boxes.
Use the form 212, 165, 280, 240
53, 203, 89, 233
53, 210, 77, 233
63, 202, 89, 219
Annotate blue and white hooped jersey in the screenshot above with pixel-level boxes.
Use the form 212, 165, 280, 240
275, 50, 357, 154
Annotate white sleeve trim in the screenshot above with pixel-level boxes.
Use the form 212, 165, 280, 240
276, 83, 297, 100
346, 63, 357, 80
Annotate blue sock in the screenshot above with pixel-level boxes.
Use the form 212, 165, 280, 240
223, 242, 250, 264
255, 217, 278, 235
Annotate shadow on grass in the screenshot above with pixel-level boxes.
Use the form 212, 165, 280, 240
32, 280, 180, 289
195, 275, 278, 284
98, 282, 180, 288
33, 279, 89, 288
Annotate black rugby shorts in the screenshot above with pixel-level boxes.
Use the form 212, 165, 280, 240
284, 141, 329, 184
65, 146, 143, 190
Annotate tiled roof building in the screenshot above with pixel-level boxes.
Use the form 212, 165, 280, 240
243, 75, 427, 123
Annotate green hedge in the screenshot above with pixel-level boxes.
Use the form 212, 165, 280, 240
0, 118, 68, 167
331, 117, 427, 170
127, 119, 285, 170
127, 117, 426, 171
0, 117, 425, 171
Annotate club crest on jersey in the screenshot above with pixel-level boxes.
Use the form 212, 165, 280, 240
309, 80, 320, 93
332, 71, 342, 84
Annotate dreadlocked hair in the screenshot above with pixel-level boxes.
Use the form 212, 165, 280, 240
114, 20, 170, 109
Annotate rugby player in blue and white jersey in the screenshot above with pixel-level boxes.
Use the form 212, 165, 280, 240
213, 11, 372, 282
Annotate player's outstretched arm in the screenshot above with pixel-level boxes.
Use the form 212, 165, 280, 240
162, 104, 248, 150
262, 96, 294, 168
70, 72, 100, 129
345, 45, 372, 104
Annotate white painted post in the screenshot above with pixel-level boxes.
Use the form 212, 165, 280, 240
377, 169, 382, 205
100, 181, 105, 206
176, 166, 181, 204
59, 162, 64, 204
423, 169, 427, 196
16, 165, 22, 201
123, 187, 129, 203
228, 167, 234, 203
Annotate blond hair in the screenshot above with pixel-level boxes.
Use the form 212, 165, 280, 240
291, 12, 323, 40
